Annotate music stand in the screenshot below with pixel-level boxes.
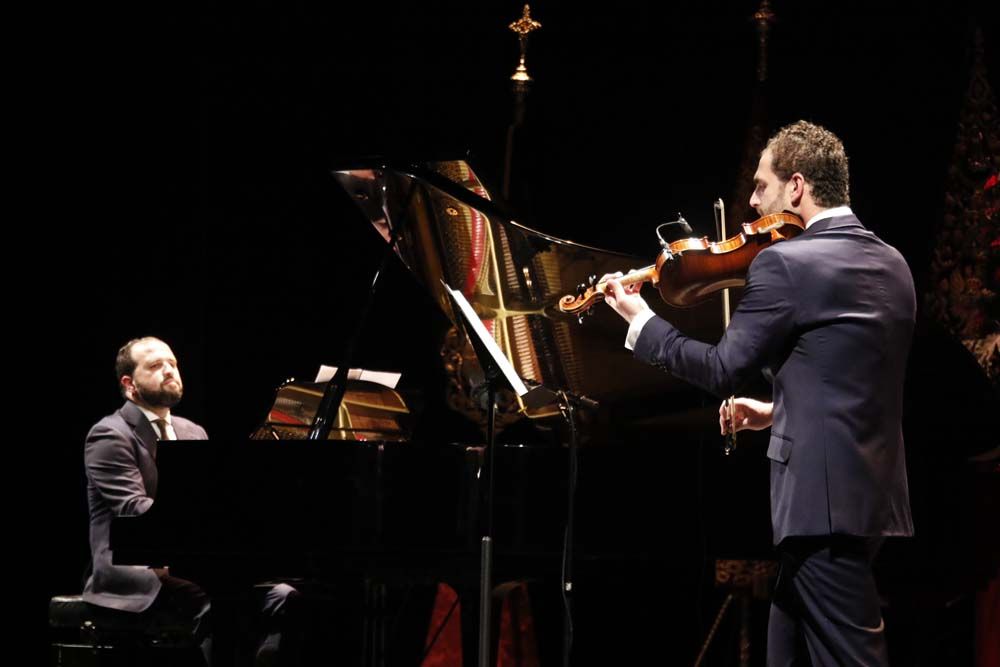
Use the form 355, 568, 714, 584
442, 281, 554, 667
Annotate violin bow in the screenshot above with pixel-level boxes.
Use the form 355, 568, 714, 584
714, 198, 738, 455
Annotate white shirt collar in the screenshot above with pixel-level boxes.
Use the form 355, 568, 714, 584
135, 403, 171, 426
805, 205, 853, 228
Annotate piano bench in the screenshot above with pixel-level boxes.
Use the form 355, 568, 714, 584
49, 595, 202, 667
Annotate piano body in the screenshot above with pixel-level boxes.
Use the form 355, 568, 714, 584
112, 160, 763, 664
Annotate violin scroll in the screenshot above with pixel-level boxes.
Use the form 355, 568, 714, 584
559, 275, 602, 322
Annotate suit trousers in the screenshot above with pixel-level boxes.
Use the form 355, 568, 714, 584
767, 536, 888, 667
146, 575, 301, 666
147, 574, 212, 665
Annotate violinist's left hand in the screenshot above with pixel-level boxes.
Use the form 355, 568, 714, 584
601, 271, 651, 324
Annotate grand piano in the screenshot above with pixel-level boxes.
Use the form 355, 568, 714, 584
111, 159, 779, 665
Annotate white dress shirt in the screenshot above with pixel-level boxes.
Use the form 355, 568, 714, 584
136, 404, 176, 440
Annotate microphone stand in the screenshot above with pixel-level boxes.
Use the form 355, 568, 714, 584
478, 373, 499, 667
555, 389, 598, 667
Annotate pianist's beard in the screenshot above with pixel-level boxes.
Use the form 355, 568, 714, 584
134, 378, 183, 409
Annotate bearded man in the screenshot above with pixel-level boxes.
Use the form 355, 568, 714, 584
82, 337, 213, 661
604, 121, 915, 665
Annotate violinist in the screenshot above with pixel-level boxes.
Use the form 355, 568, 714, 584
603, 120, 915, 666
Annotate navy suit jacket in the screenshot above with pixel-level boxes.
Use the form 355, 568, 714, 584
634, 214, 915, 544
82, 400, 208, 612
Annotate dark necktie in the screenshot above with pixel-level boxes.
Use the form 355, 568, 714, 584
153, 418, 170, 441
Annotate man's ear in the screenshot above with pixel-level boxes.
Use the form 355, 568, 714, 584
120, 376, 134, 400
788, 173, 806, 207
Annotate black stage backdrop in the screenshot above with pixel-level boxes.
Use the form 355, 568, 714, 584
35, 1, 998, 664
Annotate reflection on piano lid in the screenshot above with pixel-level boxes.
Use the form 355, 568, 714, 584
252, 380, 413, 441
333, 160, 724, 431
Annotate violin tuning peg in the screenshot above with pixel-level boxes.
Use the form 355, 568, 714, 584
588, 274, 597, 286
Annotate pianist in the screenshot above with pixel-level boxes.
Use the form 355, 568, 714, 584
83, 336, 301, 666
602, 121, 915, 667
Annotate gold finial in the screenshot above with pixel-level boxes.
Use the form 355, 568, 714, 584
509, 5, 542, 84
752, 0, 775, 26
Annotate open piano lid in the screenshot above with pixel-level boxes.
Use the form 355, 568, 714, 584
333, 159, 724, 429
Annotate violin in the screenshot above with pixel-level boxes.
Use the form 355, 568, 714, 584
558, 212, 805, 316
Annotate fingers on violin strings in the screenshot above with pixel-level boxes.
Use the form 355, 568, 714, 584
624, 269, 641, 294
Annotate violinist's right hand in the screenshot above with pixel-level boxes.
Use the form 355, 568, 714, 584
601, 271, 650, 324
719, 397, 774, 434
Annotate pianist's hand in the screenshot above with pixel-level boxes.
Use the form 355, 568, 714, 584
719, 397, 773, 434
602, 271, 650, 324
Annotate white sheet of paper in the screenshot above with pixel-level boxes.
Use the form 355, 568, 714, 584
442, 282, 530, 397
315, 365, 401, 389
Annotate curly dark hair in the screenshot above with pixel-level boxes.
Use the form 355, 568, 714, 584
766, 121, 851, 208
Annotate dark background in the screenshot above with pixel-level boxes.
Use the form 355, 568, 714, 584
36, 0, 998, 664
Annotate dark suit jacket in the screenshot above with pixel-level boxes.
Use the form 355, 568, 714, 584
82, 400, 208, 612
634, 214, 915, 544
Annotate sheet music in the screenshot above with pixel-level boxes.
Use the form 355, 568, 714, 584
442, 281, 531, 397
315, 365, 401, 389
